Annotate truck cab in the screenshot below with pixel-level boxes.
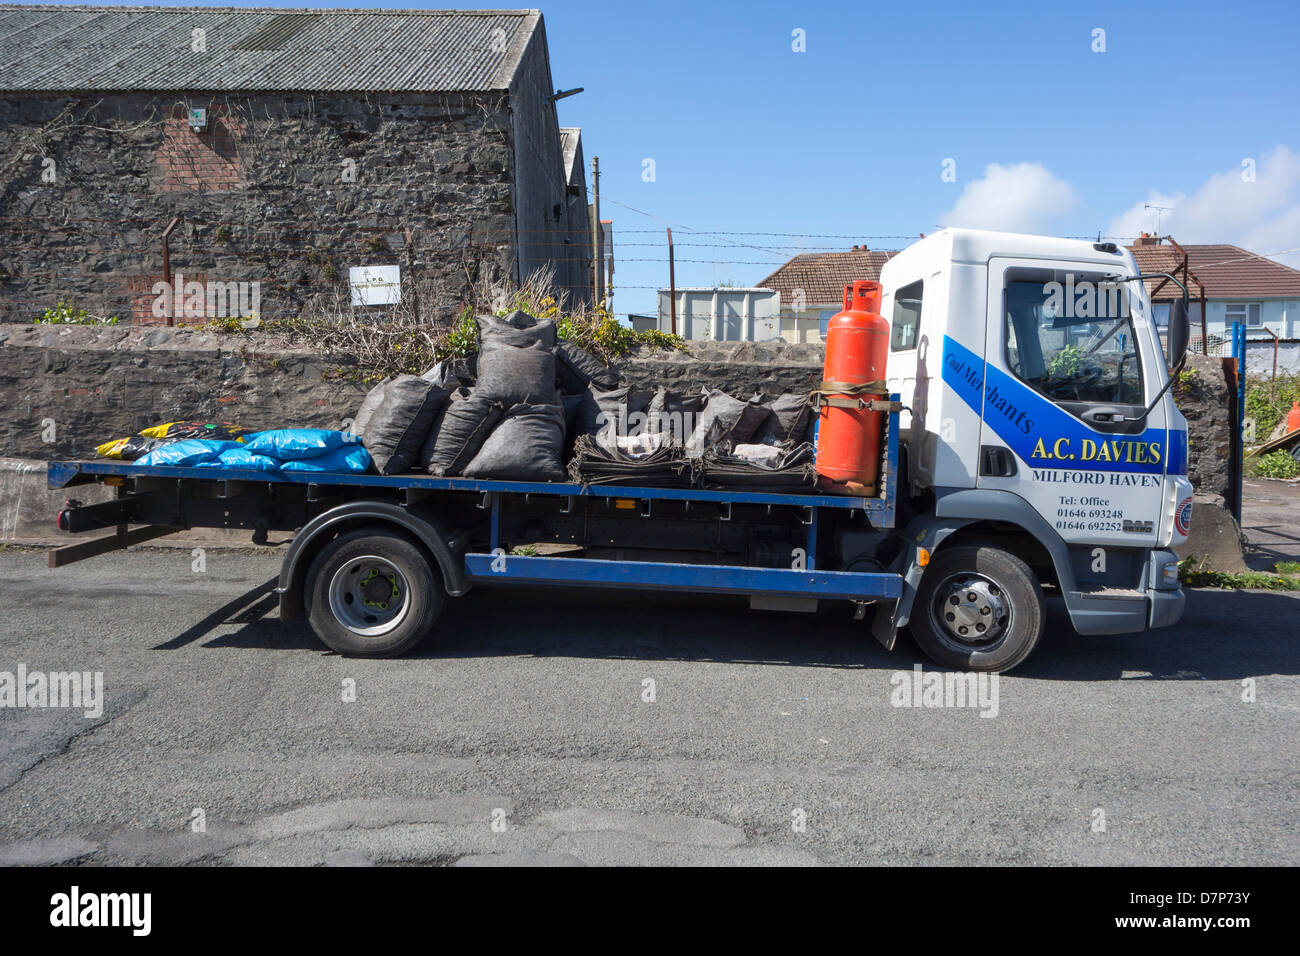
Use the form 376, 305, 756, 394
877, 228, 1192, 670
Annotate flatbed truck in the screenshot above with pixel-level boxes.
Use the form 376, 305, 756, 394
46, 228, 1195, 673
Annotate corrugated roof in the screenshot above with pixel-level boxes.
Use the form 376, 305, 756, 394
758, 249, 898, 307
559, 126, 582, 185
0, 5, 541, 92
1128, 241, 1300, 300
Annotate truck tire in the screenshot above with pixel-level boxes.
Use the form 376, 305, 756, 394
305, 528, 443, 657
908, 544, 1044, 673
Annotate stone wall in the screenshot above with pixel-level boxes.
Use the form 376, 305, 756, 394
0, 325, 826, 461
0, 324, 1234, 506
1171, 352, 1234, 500
0, 91, 519, 323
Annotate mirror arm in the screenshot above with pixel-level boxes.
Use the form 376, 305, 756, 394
1125, 355, 1186, 424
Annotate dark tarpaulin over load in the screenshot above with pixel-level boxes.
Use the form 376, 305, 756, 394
567, 433, 693, 487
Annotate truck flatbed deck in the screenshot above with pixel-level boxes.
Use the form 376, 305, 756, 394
45, 402, 904, 658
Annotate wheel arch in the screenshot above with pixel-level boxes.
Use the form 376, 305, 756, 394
278, 502, 469, 622
891, 488, 1076, 630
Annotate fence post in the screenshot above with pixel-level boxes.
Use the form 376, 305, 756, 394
1230, 321, 1246, 522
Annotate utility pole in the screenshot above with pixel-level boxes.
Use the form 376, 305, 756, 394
667, 227, 676, 335
591, 156, 603, 309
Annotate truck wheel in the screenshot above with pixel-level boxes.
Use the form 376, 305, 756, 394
305, 529, 443, 657
909, 545, 1044, 673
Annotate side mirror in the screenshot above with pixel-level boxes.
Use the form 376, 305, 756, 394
1168, 298, 1190, 367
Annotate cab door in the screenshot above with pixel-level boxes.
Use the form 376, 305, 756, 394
975, 257, 1167, 549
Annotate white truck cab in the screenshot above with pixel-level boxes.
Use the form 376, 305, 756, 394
875, 228, 1192, 671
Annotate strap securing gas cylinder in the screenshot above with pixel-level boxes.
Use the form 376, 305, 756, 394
809, 379, 900, 412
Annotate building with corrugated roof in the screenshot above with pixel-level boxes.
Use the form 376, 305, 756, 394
0, 5, 592, 322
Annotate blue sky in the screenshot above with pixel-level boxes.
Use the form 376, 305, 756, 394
48, 0, 1300, 316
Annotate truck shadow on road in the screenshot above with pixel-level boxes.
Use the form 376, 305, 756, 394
154, 579, 1300, 681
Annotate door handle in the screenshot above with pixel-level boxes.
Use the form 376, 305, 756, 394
979, 445, 1018, 478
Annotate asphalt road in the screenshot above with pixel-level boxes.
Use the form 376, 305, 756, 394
0, 547, 1296, 866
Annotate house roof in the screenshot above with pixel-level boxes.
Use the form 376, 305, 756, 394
1128, 241, 1300, 301
0, 5, 541, 93
757, 249, 898, 307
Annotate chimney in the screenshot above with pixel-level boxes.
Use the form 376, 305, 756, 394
1135, 232, 1160, 246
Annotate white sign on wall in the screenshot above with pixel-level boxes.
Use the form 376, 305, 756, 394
349, 265, 401, 307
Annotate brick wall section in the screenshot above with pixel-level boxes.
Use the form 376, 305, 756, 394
158, 103, 244, 193
0, 92, 518, 323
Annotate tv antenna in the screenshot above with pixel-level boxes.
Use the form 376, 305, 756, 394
1144, 203, 1173, 235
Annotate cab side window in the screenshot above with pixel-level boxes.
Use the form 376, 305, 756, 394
891, 280, 923, 352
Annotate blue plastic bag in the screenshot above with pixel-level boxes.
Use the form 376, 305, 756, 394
277, 444, 372, 474
194, 447, 283, 473
136, 439, 242, 467
242, 428, 348, 460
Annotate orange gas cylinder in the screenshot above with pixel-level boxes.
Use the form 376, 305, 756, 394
1288, 401, 1300, 434
815, 280, 890, 490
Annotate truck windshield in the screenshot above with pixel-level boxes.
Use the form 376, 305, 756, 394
1004, 277, 1144, 406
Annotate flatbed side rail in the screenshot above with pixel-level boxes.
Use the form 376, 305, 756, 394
463, 553, 903, 601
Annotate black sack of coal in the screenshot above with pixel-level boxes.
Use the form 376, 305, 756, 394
752, 392, 812, 445
645, 387, 707, 448
351, 377, 393, 442
425, 391, 505, 476
477, 310, 557, 349
577, 385, 653, 451
684, 390, 771, 457
474, 311, 558, 405
420, 355, 477, 389
556, 340, 620, 394
462, 403, 567, 482
362, 375, 450, 475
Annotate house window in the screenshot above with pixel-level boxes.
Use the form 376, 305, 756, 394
1225, 302, 1262, 328
1151, 303, 1170, 327
890, 280, 923, 351
818, 309, 837, 339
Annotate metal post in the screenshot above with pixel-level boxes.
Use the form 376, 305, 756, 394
1231, 321, 1246, 522
591, 156, 602, 310
667, 227, 676, 335
160, 216, 181, 326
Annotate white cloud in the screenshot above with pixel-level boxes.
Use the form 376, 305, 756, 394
938, 162, 1079, 235
1105, 146, 1300, 267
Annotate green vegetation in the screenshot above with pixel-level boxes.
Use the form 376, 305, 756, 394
1252, 450, 1299, 479
1046, 344, 1084, 378
1178, 557, 1300, 590
35, 303, 120, 325
1244, 371, 1300, 438
197, 266, 686, 383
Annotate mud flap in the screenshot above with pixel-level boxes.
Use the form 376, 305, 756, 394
871, 602, 899, 651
